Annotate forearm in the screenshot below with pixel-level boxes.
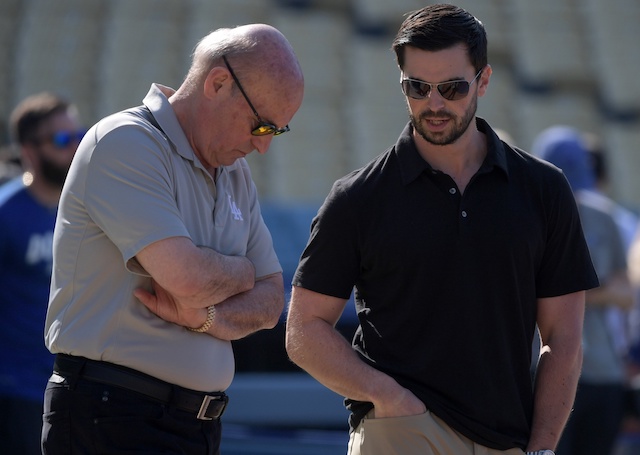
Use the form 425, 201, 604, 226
285, 287, 425, 417
136, 237, 256, 308
191, 246, 256, 306
286, 314, 421, 416
204, 273, 285, 340
528, 342, 583, 451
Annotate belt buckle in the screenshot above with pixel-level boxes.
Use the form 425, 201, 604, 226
196, 395, 221, 421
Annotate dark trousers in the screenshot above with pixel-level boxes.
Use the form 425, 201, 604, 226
557, 382, 626, 455
42, 374, 222, 454
0, 395, 43, 455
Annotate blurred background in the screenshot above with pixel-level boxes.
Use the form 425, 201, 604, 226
1, 0, 639, 207
1, 0, 639, 453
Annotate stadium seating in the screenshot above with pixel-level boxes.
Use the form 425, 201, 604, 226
1, 0, 638, 208
12, 0, 106, 124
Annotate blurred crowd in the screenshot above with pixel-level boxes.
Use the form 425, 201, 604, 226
531, 125, 640, 455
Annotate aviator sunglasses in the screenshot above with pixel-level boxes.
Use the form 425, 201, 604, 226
401, 68, 483, 101
222, 55, 290, 136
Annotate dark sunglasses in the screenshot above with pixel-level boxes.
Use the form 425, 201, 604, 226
222, 55, 289, 136
37, 130, 87, 149
401, 68, 483, 101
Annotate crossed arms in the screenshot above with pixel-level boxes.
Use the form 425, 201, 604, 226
134, 236, 284, 340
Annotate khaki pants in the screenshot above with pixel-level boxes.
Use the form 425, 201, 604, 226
348, 410, 524, 455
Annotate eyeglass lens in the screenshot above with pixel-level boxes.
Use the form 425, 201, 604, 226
402, 79, 470, 101
252, 123, 290, 136
51, 130, 86, 148
401, 69, 482, 101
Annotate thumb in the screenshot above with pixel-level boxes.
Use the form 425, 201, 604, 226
133, 287, 156, 309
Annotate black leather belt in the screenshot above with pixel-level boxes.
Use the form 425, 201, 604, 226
53, 354, 228, 420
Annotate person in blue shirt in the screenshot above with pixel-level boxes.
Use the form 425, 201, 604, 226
0, 92, 83, 455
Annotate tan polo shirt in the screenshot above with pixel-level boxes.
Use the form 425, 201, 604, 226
45, 84, 281, 391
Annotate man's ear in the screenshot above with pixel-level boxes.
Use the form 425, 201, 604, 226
477, 64, 492, 97
203, 66, 231, 100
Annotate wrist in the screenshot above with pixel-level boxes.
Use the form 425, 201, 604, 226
188, 305, 216, 333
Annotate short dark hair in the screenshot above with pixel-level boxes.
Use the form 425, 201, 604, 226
392, 4, 488, 73
9, 92, 72, 145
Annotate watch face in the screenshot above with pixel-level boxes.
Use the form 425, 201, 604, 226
540, 451, 555, 455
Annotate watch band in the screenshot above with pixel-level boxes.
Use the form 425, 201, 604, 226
525, 451, 555, 455
188, 305, 216, 333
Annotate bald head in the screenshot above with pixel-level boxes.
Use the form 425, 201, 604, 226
185, 24, 303, 95
171, 24, 304, 168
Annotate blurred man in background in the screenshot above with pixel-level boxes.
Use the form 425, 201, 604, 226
533, 125, 633, 455
0, 92, 83, 454
584, 132, 638, 251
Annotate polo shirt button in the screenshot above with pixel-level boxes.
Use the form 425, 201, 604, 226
461, 211, 467, 218
449, 188, 456, 194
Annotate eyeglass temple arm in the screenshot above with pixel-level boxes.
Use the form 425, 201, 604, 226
222, 55, 262, 121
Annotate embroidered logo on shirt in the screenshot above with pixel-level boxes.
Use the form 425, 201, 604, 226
227, 193, 243, 221
25, 231, 54, 273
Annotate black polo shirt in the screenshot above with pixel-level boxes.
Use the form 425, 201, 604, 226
292, 117, 598, 450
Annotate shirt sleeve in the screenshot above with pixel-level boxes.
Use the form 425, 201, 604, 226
84, 121, 190, 271
535, 172, 600, 297
292, 178, 360, 299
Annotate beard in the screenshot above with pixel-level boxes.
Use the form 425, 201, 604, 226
409, 92, 478, 146
37, 152, 70, 187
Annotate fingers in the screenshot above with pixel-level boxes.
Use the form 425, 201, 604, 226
133, 288, 156, 309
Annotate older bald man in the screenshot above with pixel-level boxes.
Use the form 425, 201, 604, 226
43, 24, 304, 455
